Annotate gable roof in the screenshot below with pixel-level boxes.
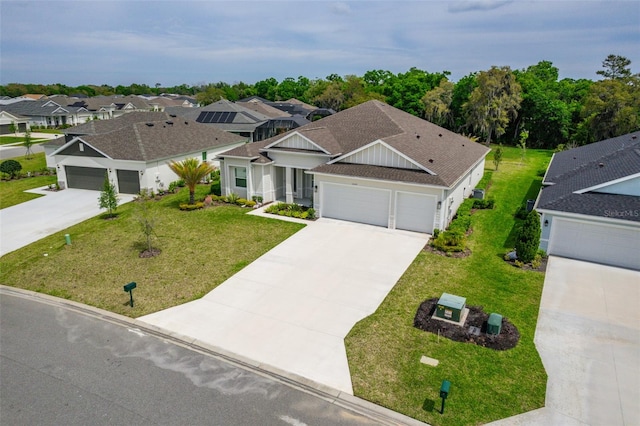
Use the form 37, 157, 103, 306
220, 100, 489, 187
64, 111, 173, 135
54, 118, 246, 162
537, 131, 640, 222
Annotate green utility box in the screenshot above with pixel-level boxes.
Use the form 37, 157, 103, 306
436, 293, 466, 322
487, 313, 503, 335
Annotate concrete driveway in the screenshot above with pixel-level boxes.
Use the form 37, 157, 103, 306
490, 256, 640, 425
0, 187, 135, 257
139, 218, 429, 395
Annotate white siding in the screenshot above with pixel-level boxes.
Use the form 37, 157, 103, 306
268, 151, 329, 169
593, 176, 640, 196
339, 142, 421, 170
272, 134, 322, 151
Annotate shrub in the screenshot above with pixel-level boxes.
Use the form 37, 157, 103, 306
226, 192, 240, 204
210, 181, 221, 196
472, 197, 495, 209
264, 202, 314, 220
431, 230, 466, 253
0, 159, 22, 178
176, 179, 186, 187
252, 195, 263, 204
432, 228, 440, 238
179, 202, 204, 211
514, 205, 529, 220
306, 208, 315, 218
515, 210, 541, 263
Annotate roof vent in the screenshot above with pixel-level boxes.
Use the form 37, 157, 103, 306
166, 121, 173, 126
599, 163, 604, 168
428, 159, 434, 163
632, 135, 637, 139
416, 134, 420, 139
169, 114, 177, 118
145, 123, 154, 127
439, 133, 442, 137
185, 121, 188, 125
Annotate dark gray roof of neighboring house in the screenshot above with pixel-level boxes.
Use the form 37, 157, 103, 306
64, 111, 173, 135
538, 131, 640, 222
0, 100, 86, 116
166, 99, 271, 133
220, 100, 490, 187
60, 118, 246, 162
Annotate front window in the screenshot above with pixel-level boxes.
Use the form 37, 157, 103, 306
202, 151, 207, 161
235, 167, 247, 188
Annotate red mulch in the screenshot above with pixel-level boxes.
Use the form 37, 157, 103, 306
414, 298, 520, 350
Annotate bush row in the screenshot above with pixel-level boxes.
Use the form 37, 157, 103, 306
264, 202, 316, 220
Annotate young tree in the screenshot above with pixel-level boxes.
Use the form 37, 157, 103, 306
464, 66, 522, 145
136, 191, 159, 255
168, 158, 215, 205
515, 210, 541, 263
98, 176, 119, 218
493, 144, 503, 171
518, 130, 529, 163
23, 128, 34, 159
9, 121, 17, 136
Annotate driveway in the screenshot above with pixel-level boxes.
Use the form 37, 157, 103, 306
490, 256, 640, 425
139, 218, 429, 394
0, 187, 135, 257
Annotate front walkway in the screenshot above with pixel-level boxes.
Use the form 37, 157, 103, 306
489, 257, 640, 425
139, 218, 429, 394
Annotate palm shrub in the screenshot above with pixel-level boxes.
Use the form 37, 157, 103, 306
167, 158, 215, 205
515, 210, 541, 263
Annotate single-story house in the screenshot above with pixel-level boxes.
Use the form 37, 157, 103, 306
535, 131, 640, 270
218, 100, 490, 234
47, 116, 246, 194
0, 110, 30, 134
0, 99, 92, 128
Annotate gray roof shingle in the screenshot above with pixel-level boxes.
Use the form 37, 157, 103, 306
538, 131, 640, 222
219, 100, 489, 187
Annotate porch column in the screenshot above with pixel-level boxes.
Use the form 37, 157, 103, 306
285, 167, 294, 204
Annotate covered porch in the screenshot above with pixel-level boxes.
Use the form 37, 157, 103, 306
274, 166, 314, 207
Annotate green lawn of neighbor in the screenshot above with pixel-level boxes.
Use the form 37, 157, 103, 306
345, 146, 553, 426
0, 185, 304, 317
0, 153, 56, 209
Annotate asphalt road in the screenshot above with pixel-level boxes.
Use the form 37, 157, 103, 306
0, 291, 389, 426
0, 143, 45, 159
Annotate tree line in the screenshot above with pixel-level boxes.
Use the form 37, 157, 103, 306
1, 54, 638, 149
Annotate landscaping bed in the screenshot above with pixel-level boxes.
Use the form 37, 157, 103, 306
413, 298, 520, 351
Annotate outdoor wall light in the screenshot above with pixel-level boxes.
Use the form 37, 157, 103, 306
544, 219, 549, 227
139, 170, 144, 176
314, 185, 318, 193
437, 201, 442, 210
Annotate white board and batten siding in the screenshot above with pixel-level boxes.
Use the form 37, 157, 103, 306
339, 142, 422, 170
549, 217, 640, 270
272, 134, 323, 151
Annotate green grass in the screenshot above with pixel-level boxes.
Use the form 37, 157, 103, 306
0, 184, 304, 317
0, 136, 28, 145
0, 153, 56, 209
345, 146, 553, 426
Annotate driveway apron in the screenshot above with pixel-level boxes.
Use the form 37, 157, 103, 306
0, 188, 135, 257
489, 256, 640, 425
139, 218, 429, 394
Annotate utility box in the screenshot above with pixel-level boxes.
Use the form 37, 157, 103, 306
436, 293, 466, 322
487, 313, 503, 335
473, 189, 485, 199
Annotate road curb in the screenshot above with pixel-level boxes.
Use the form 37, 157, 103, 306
0, 285, 428, 426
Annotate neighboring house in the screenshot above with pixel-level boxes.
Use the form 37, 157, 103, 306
536, 131, 640, 270
0, 99, 92, 128
239, 96, 335, 121
218, 100, 489, 234
47, 115, 246, 194
0, 110, 30, 134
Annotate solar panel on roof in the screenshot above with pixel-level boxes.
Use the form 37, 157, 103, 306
196, 111, 237, 124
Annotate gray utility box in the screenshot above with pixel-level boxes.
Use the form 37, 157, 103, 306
472, 189, 485, 199
436, 293, 466, 322
487, 313, 503, 335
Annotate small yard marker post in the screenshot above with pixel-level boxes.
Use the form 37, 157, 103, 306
439, 380, 450, 414
124, 282, 137, 307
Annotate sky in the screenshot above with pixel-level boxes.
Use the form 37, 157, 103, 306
1, 0, 639, 87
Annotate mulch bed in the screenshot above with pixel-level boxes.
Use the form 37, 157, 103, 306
422, 243, 472, 258
139, 248, 161, 258
414, 298, 520, 350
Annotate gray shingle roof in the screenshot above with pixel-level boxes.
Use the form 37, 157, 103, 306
219, 100, 489, 187
64, 111, 173, 135
59, 119, 246, 162
538, 131, 640, 222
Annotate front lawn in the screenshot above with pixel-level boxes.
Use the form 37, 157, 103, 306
0, 185, 304, 317
0, 153, 56, 209
345, 146, 553, 426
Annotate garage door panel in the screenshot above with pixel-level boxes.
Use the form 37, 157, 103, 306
65, 166, 107, 191
322, 184, 389, 227
117, 169, 141, 194
396, 192, 435, 233
550, 219, 640, 270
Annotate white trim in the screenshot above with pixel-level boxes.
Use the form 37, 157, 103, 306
263, 131, 331, 154
309, 169, 449, 189
328, 139, 435, 174
51, 136, 113, 159
537, 208, 640, 228
541, 152, 557, 185
574, 172, 640, 194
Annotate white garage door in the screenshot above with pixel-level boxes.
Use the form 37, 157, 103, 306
396, 192, 436, 233
550, 218, 640, 270
322, 183, 390, 227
